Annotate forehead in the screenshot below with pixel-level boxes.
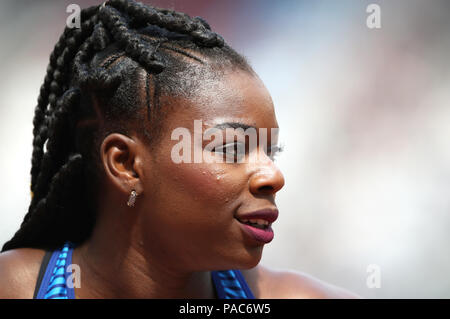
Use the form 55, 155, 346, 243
162, 70, 278, 130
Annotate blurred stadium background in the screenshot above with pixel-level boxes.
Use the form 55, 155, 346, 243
1, 0, 449, 298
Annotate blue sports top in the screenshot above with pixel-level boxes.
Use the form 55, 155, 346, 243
33, 242, 255, 299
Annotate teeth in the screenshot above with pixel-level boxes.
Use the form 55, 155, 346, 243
239, 218, 269, 226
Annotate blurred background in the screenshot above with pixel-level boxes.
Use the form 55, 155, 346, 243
1, 0, 449, 298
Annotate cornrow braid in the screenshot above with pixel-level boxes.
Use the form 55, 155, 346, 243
99, 5, 166, 73
107, 0, 224, 47
2, 0, 253, 252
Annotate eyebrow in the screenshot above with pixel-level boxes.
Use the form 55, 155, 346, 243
213, 122, 257, 130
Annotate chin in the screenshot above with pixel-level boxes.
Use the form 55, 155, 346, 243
234, 245, 264, 270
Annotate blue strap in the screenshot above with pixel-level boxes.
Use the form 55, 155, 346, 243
233, 269, 255, 299
35, 242, 75, 299
211, 269, 255, 299
35, 249, 60, 299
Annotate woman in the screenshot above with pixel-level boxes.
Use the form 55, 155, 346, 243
0, 0, 358, 299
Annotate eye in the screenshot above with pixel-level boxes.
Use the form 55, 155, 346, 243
212, 142, 246, 163
268, 143, 284, 161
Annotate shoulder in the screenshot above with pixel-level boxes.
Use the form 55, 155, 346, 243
241, 264, 361, 299
0, 248, 46, 299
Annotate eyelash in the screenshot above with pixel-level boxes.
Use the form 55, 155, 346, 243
269, 144, 284, 160
212, 143, 284, 162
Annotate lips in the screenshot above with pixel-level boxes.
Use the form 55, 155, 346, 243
235, 208, 279, 224
235, 208, 278, 244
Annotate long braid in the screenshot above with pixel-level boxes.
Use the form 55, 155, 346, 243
12, 154, 85, 250
30, 7, 99, 191
27, 21, 99, 230
16, 88, 82, 232
2, 0, 252, 252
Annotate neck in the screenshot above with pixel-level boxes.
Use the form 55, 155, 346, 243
72, 200, 215, 299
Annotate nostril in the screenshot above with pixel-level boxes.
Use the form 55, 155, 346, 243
258, 185, 274, 193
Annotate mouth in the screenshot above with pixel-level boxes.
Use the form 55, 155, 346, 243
234, 208, 278, 244
236, 218, 271, 230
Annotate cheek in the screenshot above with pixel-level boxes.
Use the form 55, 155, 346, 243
168, 163, 242, 205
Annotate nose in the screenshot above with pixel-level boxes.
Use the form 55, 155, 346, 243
249, 161, 285, 196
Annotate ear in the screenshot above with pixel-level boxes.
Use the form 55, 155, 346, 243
100, 133, 145, 196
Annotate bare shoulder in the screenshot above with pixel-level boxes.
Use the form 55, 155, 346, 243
241, 264, 361, 299
0, 248, 46, 299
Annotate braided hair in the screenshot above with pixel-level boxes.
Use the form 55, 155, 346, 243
2, 0, 253, 252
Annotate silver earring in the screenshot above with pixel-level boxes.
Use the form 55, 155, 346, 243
127, 190, 137, 207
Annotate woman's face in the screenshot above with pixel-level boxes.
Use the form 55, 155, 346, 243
137, 70, 285, 271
